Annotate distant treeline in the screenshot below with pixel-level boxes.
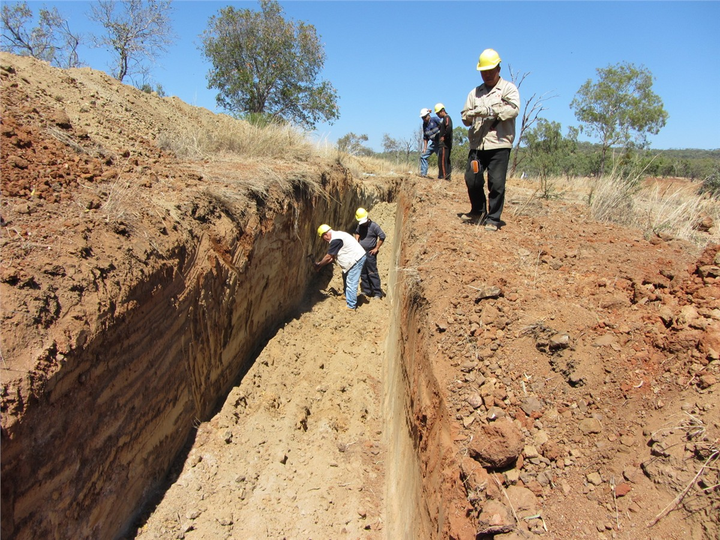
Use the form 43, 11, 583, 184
511, 142, 720, 181
640, 147, 720, 180
376, 128, 719, 183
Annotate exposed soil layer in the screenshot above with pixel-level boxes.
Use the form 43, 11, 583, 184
2, 53, 719, 540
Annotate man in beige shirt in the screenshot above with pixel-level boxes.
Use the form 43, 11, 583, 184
460, 48, 520, 231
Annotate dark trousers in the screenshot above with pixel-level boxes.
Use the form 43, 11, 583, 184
438, 143, 452, 179
360, 252, 382, 296
464, 147, 510, 225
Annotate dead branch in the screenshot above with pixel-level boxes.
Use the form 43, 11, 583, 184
647, 449, 719, 527
492, 473, 520, 525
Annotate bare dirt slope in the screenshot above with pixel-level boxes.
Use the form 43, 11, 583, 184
2, 52, 719, 540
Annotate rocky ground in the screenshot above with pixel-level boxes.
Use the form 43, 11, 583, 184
397, 179, 719, 539
2, 52, 719, 539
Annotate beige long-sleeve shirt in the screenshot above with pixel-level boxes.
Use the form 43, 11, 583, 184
461, 77, 520, 150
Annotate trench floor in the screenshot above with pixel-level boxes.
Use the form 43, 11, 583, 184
132, 202, 397, 539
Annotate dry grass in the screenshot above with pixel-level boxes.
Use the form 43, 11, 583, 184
157, 115, 316, 162
509, 174, 592, 206
587, 173, 642, 226
157, 113, 412, 182
633, 181, 718, 242
512, 170, 718, 246
315, 143, 413, 178
589, 174, 718, 244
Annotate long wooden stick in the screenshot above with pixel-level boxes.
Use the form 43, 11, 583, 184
647, 449, 719, 527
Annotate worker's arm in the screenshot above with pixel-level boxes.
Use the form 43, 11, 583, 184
314, 253, 335, 271
461, 88, 479, 126
494, 81, 520, 121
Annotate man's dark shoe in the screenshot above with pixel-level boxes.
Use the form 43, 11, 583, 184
460, 212, 485, 224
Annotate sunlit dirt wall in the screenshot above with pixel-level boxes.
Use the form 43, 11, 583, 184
384, 183, 477, 540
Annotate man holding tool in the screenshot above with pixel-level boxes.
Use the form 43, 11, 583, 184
315, 224, 367, 310
460, 48, 520, 231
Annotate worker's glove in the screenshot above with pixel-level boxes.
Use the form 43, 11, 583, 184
473, 105, 495, 118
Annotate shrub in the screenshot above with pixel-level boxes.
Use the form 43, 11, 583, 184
698, 170, 720, 200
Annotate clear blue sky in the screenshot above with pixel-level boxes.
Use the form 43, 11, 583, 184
18, 1, 720, 151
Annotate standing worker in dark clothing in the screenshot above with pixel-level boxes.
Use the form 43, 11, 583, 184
435, 103, 453, 180
419, 107, 440, 178
460, 48, 520, 231
354, 208, 386, 299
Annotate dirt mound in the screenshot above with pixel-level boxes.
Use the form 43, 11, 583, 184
2, 52, 719, 539
400, 181, 720, 538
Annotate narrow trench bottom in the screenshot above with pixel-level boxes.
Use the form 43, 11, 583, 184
133, 202, 421, 539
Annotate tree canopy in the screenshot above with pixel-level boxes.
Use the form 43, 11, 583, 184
338, 133, 370, 156
571, 62, 668, 175
1, 1, 80, 68
89, 0, 175, 82
200, 0, 339, 128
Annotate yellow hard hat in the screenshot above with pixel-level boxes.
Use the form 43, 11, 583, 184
355, 207, 368, 221
317, 224, 331, 237
434, 103, 445, 113
477, 48, 501, 71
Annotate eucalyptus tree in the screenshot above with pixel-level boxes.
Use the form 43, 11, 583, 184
571, 62, 667, 175
1, 1, 80, 68
200, 0, 339, 128
338, 132, 370, 156
89, 0, 175, 82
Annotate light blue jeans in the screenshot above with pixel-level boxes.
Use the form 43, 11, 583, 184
343, 254, 366, 309
420, 140, 438, 176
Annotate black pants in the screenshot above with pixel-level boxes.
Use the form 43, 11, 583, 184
464, 147, 510, 225
438, 143, 452, 179
360, 252, 382, 296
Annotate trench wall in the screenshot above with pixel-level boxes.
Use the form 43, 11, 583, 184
0, 168, 393, 540
383, 188, 433, 539
384, 183, 472, 540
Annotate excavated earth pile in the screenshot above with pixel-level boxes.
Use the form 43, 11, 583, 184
2, 52, 720, 540
389, 182, 719, 540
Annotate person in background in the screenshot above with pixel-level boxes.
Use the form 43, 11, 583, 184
315, 224, 367, 310
353, 208, 386, 299
460, 48, 520, 231
435, 103, 453, 180
419, 107, 440, 178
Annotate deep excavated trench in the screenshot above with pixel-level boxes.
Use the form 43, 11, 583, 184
131, 198, 431, 539
1, 173, 443, 540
